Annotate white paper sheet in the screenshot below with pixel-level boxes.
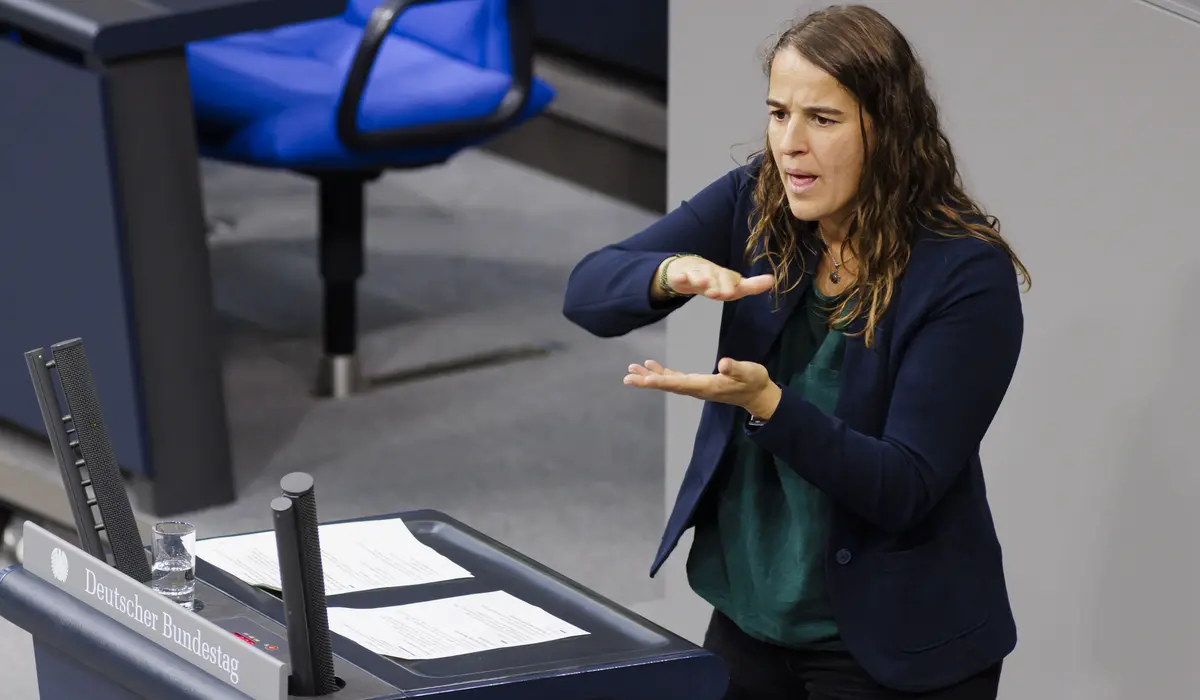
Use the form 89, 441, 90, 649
195, 518, 472, 595
327, 591, 589, 659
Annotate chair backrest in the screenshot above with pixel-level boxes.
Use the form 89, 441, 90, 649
345, 0, 512, 73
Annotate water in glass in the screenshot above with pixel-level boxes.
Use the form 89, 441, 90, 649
151, 556, 195, 609
151, 521, 196, 610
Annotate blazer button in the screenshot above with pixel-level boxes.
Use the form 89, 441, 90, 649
835, 548, 852, 565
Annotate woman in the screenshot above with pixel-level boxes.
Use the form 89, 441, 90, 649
562, 5, 1028, 700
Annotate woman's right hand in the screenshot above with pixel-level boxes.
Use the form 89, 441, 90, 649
655, 255, 775, 302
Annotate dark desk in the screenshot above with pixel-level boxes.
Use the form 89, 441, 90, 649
0, 0, 344, 516
0, 0, 342, 59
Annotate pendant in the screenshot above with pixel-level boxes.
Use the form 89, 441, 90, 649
829, 270, 841, 284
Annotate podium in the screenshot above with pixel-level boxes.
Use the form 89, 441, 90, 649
0, 511, 729, 700
0, 0, 346, 516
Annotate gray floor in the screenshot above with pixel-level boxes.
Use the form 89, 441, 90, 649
0, 148, 665, 695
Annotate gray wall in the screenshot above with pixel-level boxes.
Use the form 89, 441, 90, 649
643, 0, 1200, 697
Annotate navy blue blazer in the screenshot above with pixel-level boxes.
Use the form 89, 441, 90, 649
562, 163, 1022, 692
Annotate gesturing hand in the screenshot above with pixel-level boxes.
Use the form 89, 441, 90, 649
661, 255, 775, 302
623, 358, 783, 420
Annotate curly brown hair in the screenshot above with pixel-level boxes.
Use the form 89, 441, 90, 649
746, 4, 1029, 346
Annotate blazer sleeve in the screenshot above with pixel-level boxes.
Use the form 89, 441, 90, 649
748, 244, 1024, 533
561, 167, 745, 338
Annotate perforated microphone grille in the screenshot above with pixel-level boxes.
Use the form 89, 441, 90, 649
51, 340, 151, 583
292, 488, 337, 694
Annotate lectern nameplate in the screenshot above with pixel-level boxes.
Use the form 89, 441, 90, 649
21, 521, 288, 700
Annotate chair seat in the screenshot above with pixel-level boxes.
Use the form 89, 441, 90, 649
187, 17, 554, 170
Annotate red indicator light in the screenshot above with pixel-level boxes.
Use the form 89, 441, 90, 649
232, 633, 257, 645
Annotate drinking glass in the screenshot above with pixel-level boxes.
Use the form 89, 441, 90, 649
150, 521, 196, 610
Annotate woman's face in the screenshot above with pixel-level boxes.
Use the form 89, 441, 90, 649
766, 48, 870, 235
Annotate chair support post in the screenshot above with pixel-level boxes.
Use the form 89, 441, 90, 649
316, 174, 366, 398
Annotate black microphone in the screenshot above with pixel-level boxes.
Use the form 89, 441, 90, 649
24, 339, 151, 583
272, 472, 339, 696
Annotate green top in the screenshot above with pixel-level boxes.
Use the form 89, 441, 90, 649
686, 285, 847, 650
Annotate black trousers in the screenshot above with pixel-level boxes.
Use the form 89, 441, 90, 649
702, 611, 1003, 700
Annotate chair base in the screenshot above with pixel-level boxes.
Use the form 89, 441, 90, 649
314, 354, 363, 399
369, 342, 564, 386
309, 172, 561, 400
313, 342, 563, 399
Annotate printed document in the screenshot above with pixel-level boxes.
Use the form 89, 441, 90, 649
328, 591, 589, 659
195, 518, 472, 595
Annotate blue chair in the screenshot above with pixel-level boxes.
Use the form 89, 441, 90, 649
187, 0, 555, 397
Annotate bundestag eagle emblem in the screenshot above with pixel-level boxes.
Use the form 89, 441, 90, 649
50, 547, 69, 583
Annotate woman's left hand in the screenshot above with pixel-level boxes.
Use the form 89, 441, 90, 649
624, 358, 783, 420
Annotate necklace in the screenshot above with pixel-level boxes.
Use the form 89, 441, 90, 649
818, 229, 845, 284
